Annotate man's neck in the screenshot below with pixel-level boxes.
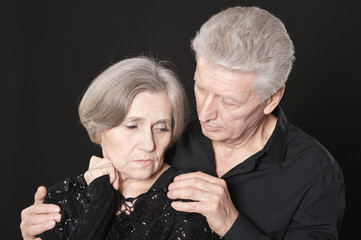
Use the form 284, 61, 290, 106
212, 114, 277, 177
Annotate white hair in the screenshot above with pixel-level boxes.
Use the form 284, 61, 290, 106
192, 6, 295, 102
79, 57, 189, 146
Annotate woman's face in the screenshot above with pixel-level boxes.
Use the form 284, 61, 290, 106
99, 91, 173, 181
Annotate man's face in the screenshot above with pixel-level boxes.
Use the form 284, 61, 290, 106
194, 57, 267, 145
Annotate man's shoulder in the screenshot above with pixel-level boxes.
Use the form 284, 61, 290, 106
183, 117, 202, 136
285, 123, 341, 175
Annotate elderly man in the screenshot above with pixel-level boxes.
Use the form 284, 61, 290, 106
21, 6, 344, 240
166, 6, 345, 240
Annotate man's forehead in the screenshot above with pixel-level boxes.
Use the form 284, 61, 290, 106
195, 66, 254, 90
195, 57, 255, 79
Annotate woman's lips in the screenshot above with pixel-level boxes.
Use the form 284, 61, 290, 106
134, 159, 154, 167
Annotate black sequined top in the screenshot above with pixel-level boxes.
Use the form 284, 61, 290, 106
38, 167, 221, 240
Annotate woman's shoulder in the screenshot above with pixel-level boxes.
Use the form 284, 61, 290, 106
38, 175, 90, 239
149, 168, 221, 239
149, 166, 185, 190
44, 174, 89, 205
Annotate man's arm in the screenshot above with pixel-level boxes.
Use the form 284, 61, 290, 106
284, 167, 345, 239
20, 186, 61, 240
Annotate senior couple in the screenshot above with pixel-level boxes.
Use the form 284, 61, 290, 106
20, 6, 345, 240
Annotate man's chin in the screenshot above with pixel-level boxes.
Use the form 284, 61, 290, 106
201, 127, 226, 142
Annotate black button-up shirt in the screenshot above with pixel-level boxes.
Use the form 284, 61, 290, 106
166, 107, 345, 240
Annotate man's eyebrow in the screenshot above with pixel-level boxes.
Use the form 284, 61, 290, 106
194, 78, 248, 105
219, 95, 244, 105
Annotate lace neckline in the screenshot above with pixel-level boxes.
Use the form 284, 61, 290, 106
116, 167, 178, 216
118, 195, 137, 215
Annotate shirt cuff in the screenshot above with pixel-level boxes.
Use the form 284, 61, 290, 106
223, 214, 269, 240
87, 175, 113, 202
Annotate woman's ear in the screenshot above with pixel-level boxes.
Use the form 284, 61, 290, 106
94, 133, 102, 145
263, 86, 285, 115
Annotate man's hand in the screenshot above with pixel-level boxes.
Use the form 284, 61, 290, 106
20, 186, 61, 240
84, 155, 121, 190
167, 171, 238, 237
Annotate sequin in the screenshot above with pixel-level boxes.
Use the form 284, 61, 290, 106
38, 169, 221, 240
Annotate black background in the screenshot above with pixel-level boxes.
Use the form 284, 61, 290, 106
1, 0, 360, 239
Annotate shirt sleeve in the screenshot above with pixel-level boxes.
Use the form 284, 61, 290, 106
38, 175, 120, 240
38, 175, 89, 240
283, 166, 345, 239
224, 163, 345, 240
223, 214, 271, 240
69, 175, 120, 240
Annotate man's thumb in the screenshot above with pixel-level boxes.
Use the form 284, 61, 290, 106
34, 186, 47, 204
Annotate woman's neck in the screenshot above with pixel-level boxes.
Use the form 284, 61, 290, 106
120, 163, 170, 198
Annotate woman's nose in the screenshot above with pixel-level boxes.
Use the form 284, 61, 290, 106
139, 130, 155, 152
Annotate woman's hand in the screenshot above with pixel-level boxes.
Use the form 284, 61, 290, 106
20, 186, 61, 240
84, 155, 121, 190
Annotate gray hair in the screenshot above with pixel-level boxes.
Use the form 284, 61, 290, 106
191, 6, 295, 102
78, 56, 189, 146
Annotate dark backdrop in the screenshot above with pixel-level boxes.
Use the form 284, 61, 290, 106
1, 0, 360, 239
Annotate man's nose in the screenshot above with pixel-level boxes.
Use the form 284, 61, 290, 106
197, 95, 217, 122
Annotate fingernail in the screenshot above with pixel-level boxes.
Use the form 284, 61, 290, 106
47, 220, 56, 227
54, 206, 60, 212
55, 214, 61, 222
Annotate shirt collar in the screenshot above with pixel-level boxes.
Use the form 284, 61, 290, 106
190, 105, 289, 173
262, 106, 288, 168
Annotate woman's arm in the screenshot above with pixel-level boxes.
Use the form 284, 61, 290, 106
21, 155, 120, 240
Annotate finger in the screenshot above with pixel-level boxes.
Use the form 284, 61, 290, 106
168, 185, 220, 202
112, 171, 120, 190
34, 186, 47, 205
85, 162, 117, 185
169, 175, 224, 193
95, 158, 117, 182
171, 201, 206, 215
27, 212, 62, 225
27, 204, 60, 215
25, 220, 57, 238
173, 171, 221, 184
88, 155, 102, 169
108, 168, 116, 185
88, 155, 114, 170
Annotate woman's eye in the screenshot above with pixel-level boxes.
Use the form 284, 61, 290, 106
160, 127, 170, 132
153, 123, 170, 132
125, 124, 137, 129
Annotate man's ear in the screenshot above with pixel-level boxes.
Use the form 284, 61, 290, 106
264, 86, 285, 115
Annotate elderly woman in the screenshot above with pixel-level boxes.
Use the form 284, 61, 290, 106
21, 57, 220, 240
